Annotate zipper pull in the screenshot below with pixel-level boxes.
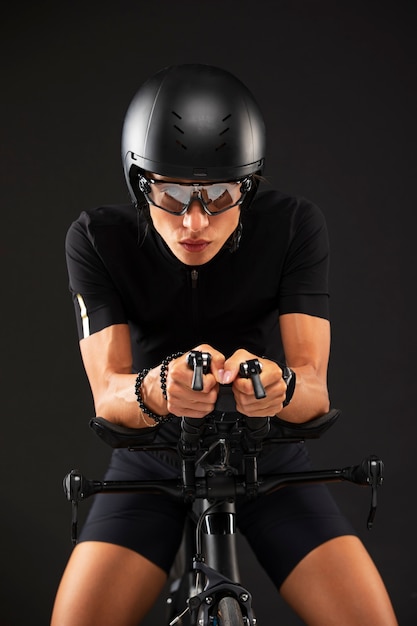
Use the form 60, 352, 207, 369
191, 269, 198, 288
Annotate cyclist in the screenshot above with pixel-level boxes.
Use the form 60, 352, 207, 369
51, 64, 397, 625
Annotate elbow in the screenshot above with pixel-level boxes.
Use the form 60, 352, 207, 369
93, 394, 116, 424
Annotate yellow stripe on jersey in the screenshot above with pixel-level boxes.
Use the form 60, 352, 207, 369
76, 294, 90, 338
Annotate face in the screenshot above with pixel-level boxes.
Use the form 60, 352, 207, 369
148, 175, 241, 266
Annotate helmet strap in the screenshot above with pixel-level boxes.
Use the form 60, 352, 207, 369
225, 219, 243, 254
225, 174, 259, 253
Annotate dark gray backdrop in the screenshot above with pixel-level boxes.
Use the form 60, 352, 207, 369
1, 1, 416, 624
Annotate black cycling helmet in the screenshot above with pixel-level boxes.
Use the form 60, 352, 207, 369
122, 64, 266, 204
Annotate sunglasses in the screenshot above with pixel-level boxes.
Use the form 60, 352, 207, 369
138, 174, 252, 216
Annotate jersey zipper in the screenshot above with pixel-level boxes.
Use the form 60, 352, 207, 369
191, 268, 199, 289
190, 268, 199, 336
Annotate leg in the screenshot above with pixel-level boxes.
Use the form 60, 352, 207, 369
280, 535, 398, 626
50, 541, 167, 626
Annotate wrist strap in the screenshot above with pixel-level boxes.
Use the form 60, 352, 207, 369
280, 364, 296, 407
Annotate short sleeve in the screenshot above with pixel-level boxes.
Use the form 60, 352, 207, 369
65, 214, 127, 339
278, 199, 330, 319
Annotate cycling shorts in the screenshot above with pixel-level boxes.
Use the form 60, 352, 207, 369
78, 442, 356, 589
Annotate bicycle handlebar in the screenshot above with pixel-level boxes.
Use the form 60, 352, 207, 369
62, 351, 385, 557
63, 354, 384, 544
64, 407, 383, 534
64, 453, 383, 544
64, 458, 383, 501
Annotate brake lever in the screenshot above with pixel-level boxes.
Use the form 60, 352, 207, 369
187, 351, 212, 391
239, 358, 266, 399
367, 456, 384, 529
63, 470, 82, 545
349, 455, 384, 529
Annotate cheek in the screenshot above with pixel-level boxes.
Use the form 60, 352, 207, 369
149, 208, 174, 237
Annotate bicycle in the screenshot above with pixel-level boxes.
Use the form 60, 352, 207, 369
63, 354, 384, 626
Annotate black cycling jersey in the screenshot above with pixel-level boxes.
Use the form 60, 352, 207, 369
66, 188, 329, 369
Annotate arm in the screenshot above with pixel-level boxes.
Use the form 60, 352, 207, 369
79, 323, 161, 428
277, 312, 330, 422
79, 325, 222, 427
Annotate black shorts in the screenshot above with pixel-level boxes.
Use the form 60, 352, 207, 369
78, 442, 356, 589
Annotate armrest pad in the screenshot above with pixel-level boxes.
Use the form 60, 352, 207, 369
269, 408, 341, 440
89, 416, 161, 448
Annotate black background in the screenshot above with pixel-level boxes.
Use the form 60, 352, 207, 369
1, 1, 416, 624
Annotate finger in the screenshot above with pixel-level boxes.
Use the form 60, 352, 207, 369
191, 344, 225, 381
220, 349, 257, 384
167, 384, 218, 418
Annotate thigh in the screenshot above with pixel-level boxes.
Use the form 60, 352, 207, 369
53, 450, 187, 625
51, 541, 167, 626
280, 535, 398, 626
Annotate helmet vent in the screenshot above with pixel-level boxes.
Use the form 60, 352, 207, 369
216, 115, 231, 150
171, 111, 187, 148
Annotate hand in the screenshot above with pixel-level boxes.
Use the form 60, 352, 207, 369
165, 344, 225, 418
219, 349, 287, 417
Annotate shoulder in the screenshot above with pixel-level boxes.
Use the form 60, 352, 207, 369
66, 203, 139, 251
245, 188, 327, 241
68, 203, 137, 233
250, 188, 325, 221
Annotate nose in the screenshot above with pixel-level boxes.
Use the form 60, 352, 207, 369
182, 198, 210, 231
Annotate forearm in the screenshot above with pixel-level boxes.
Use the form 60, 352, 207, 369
79, 326, 170, 429
93, 368, 167, 429
276, 313, 330, 423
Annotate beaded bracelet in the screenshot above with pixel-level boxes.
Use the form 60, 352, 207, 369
134, 352, 185, 424
160, 351, 184, 400
134, 368, 172, 424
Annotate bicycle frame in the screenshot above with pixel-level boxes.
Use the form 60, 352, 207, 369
63, 408, 384, 626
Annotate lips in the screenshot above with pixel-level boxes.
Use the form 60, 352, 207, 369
180, 239, 210, 253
